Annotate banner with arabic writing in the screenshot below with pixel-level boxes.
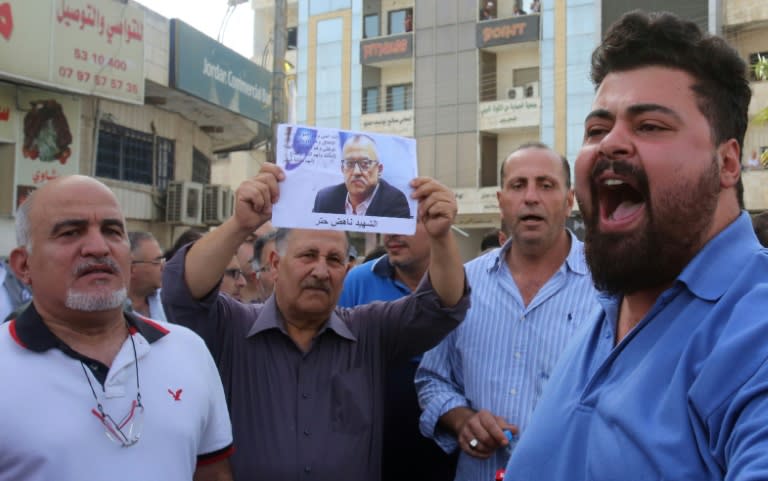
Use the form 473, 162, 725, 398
0, 0, 145, 104
272, 124, 418, 235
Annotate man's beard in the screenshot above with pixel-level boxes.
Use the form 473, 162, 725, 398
581, 156, 720, 296
66, 287, 127, 311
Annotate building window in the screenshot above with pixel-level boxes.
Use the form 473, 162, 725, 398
386, 83, 412, 111
155, 138, 174, 190
309, 0, 351, 16
363, 87, 380, 114
192, 148, 211, 184
95, 122, 174, 188
287, 27, 298, 49
749, 52, 768, 81
388, 8, 412, 35
364, 14, 379, 38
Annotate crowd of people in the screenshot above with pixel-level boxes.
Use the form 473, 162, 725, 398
2, 10, 768, 481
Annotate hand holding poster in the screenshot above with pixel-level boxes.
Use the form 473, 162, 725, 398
272, 124, 418, 235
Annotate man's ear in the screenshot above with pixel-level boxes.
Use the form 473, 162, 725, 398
9, 247, 32, 286
565, 188, 575, 214
718, 138, 741, 189
269, 249, 280, 278
377, 163, 383, 175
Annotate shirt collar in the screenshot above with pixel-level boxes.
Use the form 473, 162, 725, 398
371, 254, 396, 278
485, 229, 588, 275
345, 182, 381, 216
677, 212, 761, 301
9, 302, 169, 352
246, 294, 356, 342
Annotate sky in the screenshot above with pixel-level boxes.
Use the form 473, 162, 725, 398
135, 0, 254, 59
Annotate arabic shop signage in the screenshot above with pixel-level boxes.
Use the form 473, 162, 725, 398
360, 110, 413, 137
170, 19, 271, 125
476, 14, 539, 48
360, 33, 413, 64
0, 0, 145, 104
478, 98, 539, 130
454, 187, 499, 214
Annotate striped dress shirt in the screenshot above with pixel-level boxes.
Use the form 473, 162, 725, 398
416, 232, 600, 481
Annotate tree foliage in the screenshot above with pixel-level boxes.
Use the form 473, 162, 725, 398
753, 54, 768, 125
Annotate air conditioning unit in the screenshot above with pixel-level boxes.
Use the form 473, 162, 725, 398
203, 184, 234, 225
524, 81, 539, 98
166, 181, 204, 225
507, 87, 524, 100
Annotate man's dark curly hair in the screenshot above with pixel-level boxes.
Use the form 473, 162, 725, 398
592, 10, 751, 155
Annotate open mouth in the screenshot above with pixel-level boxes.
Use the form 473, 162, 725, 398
519, 214, 544, 223
597, 177, 645, 227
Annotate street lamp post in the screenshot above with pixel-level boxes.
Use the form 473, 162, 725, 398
268, 0, 287, 163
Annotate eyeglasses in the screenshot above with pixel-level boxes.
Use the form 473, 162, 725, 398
342, 159, 378, 172
81, 332, 143, 448
91, 398, 145, 447
224, 268, 244, 280
132, 257, 165, 266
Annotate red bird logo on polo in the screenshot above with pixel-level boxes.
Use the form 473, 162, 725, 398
168, 388, 183, 401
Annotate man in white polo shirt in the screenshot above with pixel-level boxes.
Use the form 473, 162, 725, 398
0, 175, 233, 481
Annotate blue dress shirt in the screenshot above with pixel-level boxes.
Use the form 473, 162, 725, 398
339, 255, 410, 307
416, 232, 600, 481
505, 212, 768, 481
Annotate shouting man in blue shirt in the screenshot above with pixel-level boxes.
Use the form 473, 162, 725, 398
505, 10, 768, 481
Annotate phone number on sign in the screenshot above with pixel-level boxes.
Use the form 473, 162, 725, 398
57, 66, 139, 94
73, 48, 128, 71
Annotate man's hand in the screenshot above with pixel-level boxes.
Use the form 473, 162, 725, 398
182, 163, 284, 300
410, 177, 457, 238
233, 163, 285, 233
454, 409, 518, 459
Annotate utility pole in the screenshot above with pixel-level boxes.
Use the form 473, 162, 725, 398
268, 0, 287, 163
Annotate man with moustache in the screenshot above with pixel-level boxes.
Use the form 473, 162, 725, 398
416, 142, 600, 481
0, 176, 233, 481
504, 11, 768, 480
162, 163, 469, 481
339, 221, 458, 481
313, 134, 412, 218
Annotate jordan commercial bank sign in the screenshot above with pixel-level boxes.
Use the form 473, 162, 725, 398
169, 19, 271, 126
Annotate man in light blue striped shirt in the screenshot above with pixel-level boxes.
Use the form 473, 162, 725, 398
416, 142, 600, 481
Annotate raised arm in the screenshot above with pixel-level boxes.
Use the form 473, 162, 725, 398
410, 177, 464, 307
185, 163, 284, 299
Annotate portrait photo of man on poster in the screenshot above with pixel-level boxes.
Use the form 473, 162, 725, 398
273, 124, 418, 235
312, 133, 411, 218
